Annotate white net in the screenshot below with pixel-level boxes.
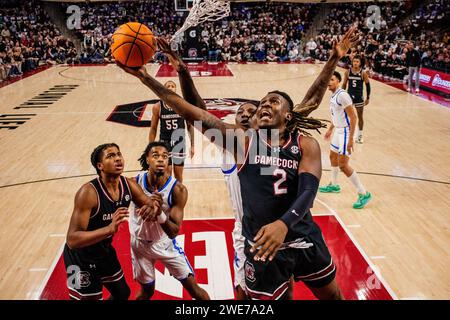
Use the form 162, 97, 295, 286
171, 0, 231, 42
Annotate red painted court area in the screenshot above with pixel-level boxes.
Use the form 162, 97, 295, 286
39, 215, 393, 300
156, 62, 234, 77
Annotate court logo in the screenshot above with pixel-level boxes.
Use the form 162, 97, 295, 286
188, 48, 198, 58
78, 271, 91, 288
245, 261, 256, 283
107, 98, 255, 127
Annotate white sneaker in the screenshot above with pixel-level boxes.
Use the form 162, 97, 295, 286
356, 135, 364, 144
415, 89, 420, 94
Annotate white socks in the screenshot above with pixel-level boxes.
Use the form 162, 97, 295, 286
358, 129, 363, 138
349, 171, 366, 195
331, 167, 339, 185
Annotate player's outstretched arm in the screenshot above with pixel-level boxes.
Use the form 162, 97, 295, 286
159, 183, 188, 239
157, 38, 207, 110
66, 184, 128, 249
251, 137, 322, 262
117, 61, 246, 154
294, 25, 361, 116
149, 102, 160, 142
157, 38, 205, 158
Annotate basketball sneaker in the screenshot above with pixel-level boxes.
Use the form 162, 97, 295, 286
319, 183, 341, 193
353, 192, 372, 209
356, 135, 364, 144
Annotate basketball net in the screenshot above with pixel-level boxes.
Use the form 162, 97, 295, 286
171, 0, 231, 42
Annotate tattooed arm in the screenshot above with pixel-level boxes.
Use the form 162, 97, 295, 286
116, 61, 246, 158
157, 38, 207, 110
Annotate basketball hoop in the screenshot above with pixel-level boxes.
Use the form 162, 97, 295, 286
171, 0, 231, 42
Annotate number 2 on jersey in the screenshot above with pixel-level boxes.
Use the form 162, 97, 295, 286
273, 168, 287, 195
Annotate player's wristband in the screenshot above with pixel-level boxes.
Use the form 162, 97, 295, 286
157, 212, 167, 224
279, 172, 319, 230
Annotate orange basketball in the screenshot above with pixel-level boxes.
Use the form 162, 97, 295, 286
111, 22, 157, 67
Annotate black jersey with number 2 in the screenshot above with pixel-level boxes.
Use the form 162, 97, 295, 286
238, 131, 318, 242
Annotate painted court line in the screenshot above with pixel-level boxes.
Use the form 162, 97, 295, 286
49, 233, 65, 238
29, 268, 48, 272
34, 242, 65, 300
185, 216, 233, 221
316, 198, 398, 300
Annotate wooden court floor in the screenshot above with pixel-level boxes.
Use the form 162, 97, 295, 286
0, 63, 449, 299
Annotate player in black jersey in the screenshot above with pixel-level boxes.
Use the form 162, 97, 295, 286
64, 143, 162, 300
117, 26, 360, 300
149, 80, 194, 183
342, 55, 371, 143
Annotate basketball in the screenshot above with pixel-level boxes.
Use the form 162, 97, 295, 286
111, 22, 157, 67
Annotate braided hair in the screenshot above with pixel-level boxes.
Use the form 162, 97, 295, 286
267, 90, 329, 137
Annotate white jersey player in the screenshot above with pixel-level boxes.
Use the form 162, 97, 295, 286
319, 71, 372, 209
129, 142, 210, 300
218, 102, 258, 300
221, 150, 246, 296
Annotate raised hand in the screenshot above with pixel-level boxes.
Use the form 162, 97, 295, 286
151, 192, 163, 218
332, 25, 361, 59
156, 37, 186, 72
115, 60, 149, 79
109, 207, 129, 234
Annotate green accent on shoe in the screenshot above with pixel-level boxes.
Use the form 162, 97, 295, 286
353, 192, 372, 209
318, 184, 341, 193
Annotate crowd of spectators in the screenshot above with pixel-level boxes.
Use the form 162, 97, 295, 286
0, 0, 77, 82
68, 1, 316, 64
1, 0, 448, 83
311, 1, 449, 79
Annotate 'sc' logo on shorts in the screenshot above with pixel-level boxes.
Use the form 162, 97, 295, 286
245, 261, 256, 283
125, 195, 130, 201
78, 271, 91, 288
291, 146, 299, 154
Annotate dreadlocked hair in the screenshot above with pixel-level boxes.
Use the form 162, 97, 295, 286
287, 103, 329, 136
91, 143, 120, 175
138, 141, 170, 171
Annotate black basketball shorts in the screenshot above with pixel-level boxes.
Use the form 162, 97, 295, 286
350, 95, 365, 108
63, 244, 125, 300
244, 229, 336, 300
